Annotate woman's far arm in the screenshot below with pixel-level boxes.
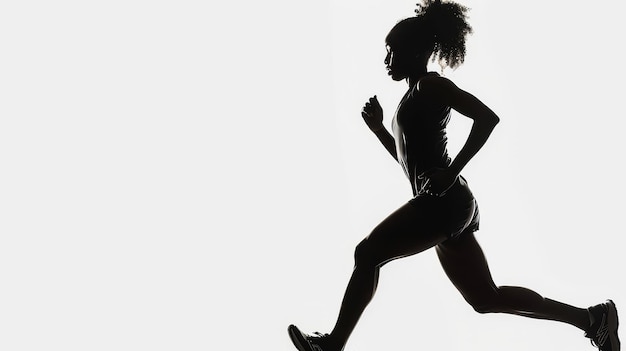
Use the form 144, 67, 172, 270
362, 95, 398, 161
373, 127, 398, 161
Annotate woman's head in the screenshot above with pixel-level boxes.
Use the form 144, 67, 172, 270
385, 0, 472, 79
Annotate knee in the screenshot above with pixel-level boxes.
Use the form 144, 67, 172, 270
466, 290, 501, 314
353, 238, 379, 268
471, 302, 497, 314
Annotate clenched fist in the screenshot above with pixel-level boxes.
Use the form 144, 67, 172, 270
361, 95, 384, 132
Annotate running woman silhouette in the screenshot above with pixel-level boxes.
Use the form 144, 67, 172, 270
288, 1, 619, 351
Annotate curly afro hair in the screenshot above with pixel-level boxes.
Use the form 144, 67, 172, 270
390, 0, 472, 70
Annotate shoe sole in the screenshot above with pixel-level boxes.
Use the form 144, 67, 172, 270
288, 325, 314, 351
607, 300, 621, 351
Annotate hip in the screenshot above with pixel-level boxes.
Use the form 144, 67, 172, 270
408, 175, 480, 238
412, 175, 475, 202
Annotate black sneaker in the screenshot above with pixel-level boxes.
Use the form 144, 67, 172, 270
288, 325, 332, 351
585, 300, 620, 351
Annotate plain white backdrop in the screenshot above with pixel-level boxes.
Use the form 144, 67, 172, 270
0, 1, 624, 350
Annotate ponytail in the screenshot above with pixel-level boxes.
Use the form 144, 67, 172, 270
415, 0, 472, 69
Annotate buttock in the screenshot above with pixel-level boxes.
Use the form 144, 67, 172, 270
408, 176, 480, 239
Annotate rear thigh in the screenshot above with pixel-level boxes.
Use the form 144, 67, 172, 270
435, 232, 498, 305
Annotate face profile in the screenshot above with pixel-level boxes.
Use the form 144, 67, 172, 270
383, 18, 436, 82
384, 44, 413, 81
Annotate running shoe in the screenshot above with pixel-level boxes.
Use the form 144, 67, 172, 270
288, 324, 333, 351
585, 300, 620, 351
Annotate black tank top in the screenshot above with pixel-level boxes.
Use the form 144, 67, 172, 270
391, 73, 452, 196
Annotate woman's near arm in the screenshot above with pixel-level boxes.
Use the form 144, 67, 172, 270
417, 77, 499, 195
443, 82, 499, 175
362, 95, 398, 161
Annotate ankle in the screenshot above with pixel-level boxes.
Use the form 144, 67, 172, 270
324, 334, 344, 351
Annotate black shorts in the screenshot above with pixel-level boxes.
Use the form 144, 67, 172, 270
408, 175, 480, 239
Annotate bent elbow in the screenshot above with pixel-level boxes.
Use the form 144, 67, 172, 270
487, 113, 500, 126
476, 114, 499, 128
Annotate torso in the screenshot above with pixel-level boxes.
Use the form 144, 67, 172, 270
391, 73, 452, 196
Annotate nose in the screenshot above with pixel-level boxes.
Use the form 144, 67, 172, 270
384, 51, 391, 66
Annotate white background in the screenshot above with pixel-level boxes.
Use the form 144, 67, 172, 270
1, 1, 624, 350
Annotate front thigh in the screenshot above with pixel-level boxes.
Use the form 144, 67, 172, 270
358, 201, 448, 267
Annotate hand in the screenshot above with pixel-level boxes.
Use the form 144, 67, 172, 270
417, 167, 458, 197
361, 95, 384, 132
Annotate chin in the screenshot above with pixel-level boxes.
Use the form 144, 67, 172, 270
387, 70, 406, 81
389, 74, 406, 81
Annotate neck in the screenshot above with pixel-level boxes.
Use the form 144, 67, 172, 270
406, 66, 429, 86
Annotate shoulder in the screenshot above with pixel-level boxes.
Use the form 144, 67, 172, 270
416, 74, 458, 97
418, 75, 500, 123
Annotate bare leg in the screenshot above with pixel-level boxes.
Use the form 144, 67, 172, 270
436, 231, 590, 331
326, 203, 449, 350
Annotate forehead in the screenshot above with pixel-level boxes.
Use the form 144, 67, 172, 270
385, 20, 419, 49
385, 34, 412, 52
385, 30, 406, 49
